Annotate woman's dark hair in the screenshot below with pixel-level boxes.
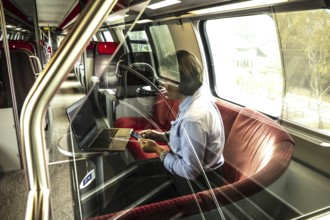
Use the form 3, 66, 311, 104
161, 50, 203, 96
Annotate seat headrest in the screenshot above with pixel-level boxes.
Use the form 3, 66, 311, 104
0, 40, 34, 53
96, 42, 119, 55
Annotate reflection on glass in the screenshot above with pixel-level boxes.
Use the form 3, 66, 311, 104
277, 9, 330, 135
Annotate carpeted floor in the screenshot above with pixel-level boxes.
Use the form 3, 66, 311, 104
0, 169, 28, 220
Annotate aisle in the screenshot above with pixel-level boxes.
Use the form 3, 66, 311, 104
48, 73, 85, 219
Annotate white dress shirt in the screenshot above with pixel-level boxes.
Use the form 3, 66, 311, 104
163, 87, 225, 180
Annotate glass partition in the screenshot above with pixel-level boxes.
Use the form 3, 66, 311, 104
49, 1, 223, 219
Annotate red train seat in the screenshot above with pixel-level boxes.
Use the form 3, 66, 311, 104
0, 40, 35, 54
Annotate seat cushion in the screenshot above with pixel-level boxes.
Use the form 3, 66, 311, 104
114, 117, 155, 130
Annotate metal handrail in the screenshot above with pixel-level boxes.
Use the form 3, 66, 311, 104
20, 0, 118, 219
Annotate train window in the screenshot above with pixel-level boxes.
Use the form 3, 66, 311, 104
94, 31, 104, 42
205, 10, 330, 135
102, 30, 113, 42
127, 30, 152, 52
150, 25, 176, 61
276, 9, 330, 135
205, 15, 283, 117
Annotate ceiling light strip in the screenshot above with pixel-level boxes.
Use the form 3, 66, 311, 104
147, 0, 181, 10
189, 0, 288, 15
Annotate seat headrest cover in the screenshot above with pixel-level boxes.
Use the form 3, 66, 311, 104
97, 42, 119, 55
0, 41, 34, 53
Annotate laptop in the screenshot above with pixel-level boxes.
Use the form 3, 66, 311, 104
66, 97, 132, 151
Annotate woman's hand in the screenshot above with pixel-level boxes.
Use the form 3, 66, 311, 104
139, 129, 166, 142
138, 138, 164, 155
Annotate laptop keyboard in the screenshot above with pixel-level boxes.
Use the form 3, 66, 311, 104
89, 129, 119, 149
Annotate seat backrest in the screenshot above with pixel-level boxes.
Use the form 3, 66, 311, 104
1, 41, 43, 77
196, 107, 294, 210
222, 107, 294, 183
116, 51, 160, 99
0, 40, 35, 54
95, 41, 118, 55
131, 52, 158, 84
76, 41, 97, 89
0, 49, 36, 118
94, 42, 119, 89
151, 96, 241, 134
132, 51, 158, 67
214, 98, 241, 141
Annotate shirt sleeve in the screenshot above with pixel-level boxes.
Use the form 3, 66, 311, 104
163, 120, 206, 180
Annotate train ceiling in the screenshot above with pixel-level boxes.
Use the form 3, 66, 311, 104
6, 0, 232, 28
5, 0, 327, 30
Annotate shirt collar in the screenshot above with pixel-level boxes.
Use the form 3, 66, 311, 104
179, 87, 203, 114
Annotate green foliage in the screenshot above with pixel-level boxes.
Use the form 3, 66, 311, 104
277, 9, 330, 129
277, 10, 330, 97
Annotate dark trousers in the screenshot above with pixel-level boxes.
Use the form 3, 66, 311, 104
102, 158, 223, 214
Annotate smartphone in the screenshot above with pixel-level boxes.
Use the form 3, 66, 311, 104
130, 130, 142, 139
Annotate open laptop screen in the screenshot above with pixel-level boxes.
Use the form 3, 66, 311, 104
66, 98, 98, 148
